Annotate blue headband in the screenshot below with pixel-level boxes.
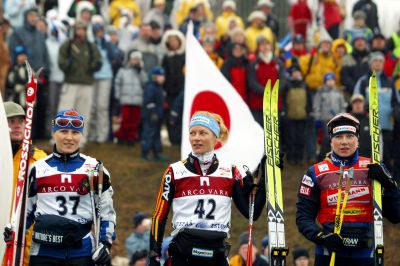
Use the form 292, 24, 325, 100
189, 114, 220, 137
52, 109, 84, 133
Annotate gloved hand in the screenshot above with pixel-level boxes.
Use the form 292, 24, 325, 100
92, 242, 111, 266
367, 163, 398, 191
3, 224, 13, 243
148, 255, 161, 266
316, 232, 344, 252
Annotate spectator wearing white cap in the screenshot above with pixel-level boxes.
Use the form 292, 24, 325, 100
256, 0, 279, 37
215, 0, 244, 39
244, 10, 275, 53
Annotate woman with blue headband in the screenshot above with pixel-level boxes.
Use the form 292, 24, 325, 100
149, 111, 266, 266
22, 109, 116, 266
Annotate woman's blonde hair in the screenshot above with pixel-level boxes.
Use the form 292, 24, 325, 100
192, 111, 229, 144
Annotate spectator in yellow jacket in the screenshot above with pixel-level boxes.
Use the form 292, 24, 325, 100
175, 0, 213, 26
214, 0, 244, 39
109, 0, 142, 27
244, 11, 275, 53
3, 101, 47, 266
299, 34, 339, 91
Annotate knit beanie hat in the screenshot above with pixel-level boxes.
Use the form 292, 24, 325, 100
238, 232, 255, 247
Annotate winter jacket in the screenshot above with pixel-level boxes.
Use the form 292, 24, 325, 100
221, 52, 248, 102
127, 36, 161, 73
352, 0, 380, 32
94, 38, 114, 80
161, 30, 186, 98
58, 38, 102, 85
296, 151, 400, 260
46, 37, 64, 83
340, 49, 370, 94
125, 231, 150, 259
142, 80, 164, 120
4, 0, 35, 28
149, 153, 266, 256
322, 0, 342, 30
215, 11, 244, 39
244, 25, 275, 53
26, 150, 116, 259
265, 13, 280, 38
299, 51, 339, 91
109, 0, 142, 27
313, 86, 347, 122
8, 144, 46, 266
354, 71, 400, 130
282, 78, 312, 120
174, 0, 213, 26
246, 56, 280, 109
288, 0, 312, 39
114, 66, 146, 106
8, 8, 49, 72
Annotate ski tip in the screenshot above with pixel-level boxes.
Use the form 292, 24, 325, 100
371, 71, 377, 79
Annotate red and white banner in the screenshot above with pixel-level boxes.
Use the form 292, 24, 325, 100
182, 23, 264, 171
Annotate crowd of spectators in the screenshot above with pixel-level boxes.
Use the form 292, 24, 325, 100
2, 0, 400, 264
1, 0, 398, 176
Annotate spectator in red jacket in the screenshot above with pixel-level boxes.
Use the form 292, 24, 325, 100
221, 43, 249, 102
370, 32, 397, 78
322, 0, 343, 39
246, 36, 282, 125
288, 0, 312, 40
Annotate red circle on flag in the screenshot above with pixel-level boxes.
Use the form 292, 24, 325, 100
190, 91, 230, 150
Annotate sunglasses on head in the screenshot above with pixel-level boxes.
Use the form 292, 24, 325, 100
53, 118, 84, 128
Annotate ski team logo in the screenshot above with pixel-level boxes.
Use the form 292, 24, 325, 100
301, 175, 314, 187
299, 185, 311, 196
359, 160, 370, 168
318, 164, 329, 172
327, 186, 370, 205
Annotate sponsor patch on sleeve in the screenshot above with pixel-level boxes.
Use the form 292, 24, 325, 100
318, 163, 329, 172
299, 185, 312, 196
301, 175, 314, 187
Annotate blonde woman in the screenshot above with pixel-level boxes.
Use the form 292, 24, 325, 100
149, 111, 265, 266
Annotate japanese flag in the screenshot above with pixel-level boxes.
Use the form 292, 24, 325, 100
181, 23, 264, 171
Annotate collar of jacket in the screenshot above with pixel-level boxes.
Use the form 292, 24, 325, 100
330, 150, 359, 166
185, 153, 219, 175
52, 145, 80, 162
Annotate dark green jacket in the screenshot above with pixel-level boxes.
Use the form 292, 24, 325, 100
58, 39, 102, 85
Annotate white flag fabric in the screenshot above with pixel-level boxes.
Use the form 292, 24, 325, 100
181, 23, 264, 171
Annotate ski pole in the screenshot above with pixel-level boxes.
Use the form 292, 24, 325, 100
330, 167, 354, 266
88, 168, 98, 247
96, 163, 104, 249
244, 165, 259, 266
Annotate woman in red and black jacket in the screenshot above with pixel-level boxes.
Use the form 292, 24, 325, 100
221, 43, 249, 102
247, 36, 283, 126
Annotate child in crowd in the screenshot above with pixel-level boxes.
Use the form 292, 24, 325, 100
141, 66, 166, 160
313, 72, 347, 160
114, 50, 147, 145
282, 65, 311, 165
6, 45, 29, 106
